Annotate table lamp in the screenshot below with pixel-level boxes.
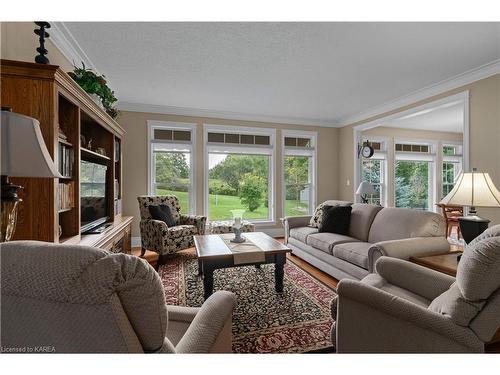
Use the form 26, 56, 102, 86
1, 108, 62, 242
356, 181, 376, 204
440, 168, 500, 243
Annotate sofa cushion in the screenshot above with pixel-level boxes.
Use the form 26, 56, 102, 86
367, 207, 445, 244
309, 200, 352, 228
428, 283, 485, 327
306, 232, 359, 254
332, 242, 373, 270
290, 226, 318, 243
362, 273, 431, 308
457, 236, 500, 301
349, 204, 383, 241
318, 205, 352, 235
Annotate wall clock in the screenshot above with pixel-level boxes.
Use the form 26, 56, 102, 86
359, 141, 374, 159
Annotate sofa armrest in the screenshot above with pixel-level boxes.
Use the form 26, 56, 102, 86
282, 216, 312, 243
375, 257, 456, 300
167, 305, 201, 323
139, 219, 169, 253
175, 291, 236, 353
368, 236, 450, 271
179, 214, 207, 235
336, 279, 483, 352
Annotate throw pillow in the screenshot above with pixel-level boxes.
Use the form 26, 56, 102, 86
309, 200, 352, 228
318, 205, 352, 235
148, 204, 176, 227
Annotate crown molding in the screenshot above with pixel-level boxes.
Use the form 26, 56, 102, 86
338, 59, 500, 127
116, 102, 339, 128
49, 22, 99, 73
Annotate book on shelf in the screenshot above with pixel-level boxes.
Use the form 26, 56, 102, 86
58, 182, 75, 211
58, 143, 74, 178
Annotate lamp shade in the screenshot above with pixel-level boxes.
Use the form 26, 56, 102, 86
356, 181, 376, 195
1, 110, 61, 178
440, 170, 500, 208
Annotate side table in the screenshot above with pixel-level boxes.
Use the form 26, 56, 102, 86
409, 251, 462, 277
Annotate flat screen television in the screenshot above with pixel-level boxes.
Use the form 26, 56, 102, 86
80, 159, 109, 233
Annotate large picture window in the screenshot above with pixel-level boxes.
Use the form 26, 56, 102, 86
148, 122, 196, 214
283, 131, 316, 216
205, 125, 275, 222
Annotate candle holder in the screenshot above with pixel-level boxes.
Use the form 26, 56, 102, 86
230, 209, 246, 243
34, 22, 51, 64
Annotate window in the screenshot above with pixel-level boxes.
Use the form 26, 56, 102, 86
361, 160, 383, 205
148, 121, 196, 215
283, 131, 317, 216
442, 144, 463, 198
360, 139, 387, 206
395, 141, 435, 210
205, 125, 275, 222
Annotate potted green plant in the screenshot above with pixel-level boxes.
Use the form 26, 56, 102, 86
68, 62, 119, 119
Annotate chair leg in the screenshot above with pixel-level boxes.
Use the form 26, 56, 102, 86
140, 247, 146, 258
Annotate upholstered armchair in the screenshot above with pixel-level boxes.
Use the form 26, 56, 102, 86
137, 195, 206, 264
1, 241, 236, 353
331, 224, 500, 353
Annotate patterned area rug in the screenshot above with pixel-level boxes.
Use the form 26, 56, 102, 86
159, 252, 336, 353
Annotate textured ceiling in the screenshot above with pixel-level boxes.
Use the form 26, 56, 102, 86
64, 22, 500, 125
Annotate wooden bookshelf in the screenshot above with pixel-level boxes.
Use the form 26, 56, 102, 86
1, 59, 131, 252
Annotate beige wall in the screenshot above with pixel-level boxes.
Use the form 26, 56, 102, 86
339, 74, 500, 225
1, 22, 73, 71
118, 111, 340, 237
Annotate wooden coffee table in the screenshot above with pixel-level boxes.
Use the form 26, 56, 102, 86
193, 232, 291, 300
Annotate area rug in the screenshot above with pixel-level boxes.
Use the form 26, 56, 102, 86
159, 252, 336, 353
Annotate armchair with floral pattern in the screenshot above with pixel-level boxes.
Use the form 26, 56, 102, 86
137, 195, 206, 266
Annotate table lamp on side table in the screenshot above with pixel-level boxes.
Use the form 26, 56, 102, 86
440, 168, 500, 244
1, 108, 62, 242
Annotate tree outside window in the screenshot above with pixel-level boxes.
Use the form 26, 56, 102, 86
154, 151, 191, 214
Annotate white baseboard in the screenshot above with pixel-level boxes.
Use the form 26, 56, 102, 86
131, 227, 284, 249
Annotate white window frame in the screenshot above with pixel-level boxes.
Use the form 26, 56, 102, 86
441, 141, 463, 199
282, 129, 318, 217
394, 138, 437, 211
203, 124, 276, 224
359, 136, 388, 206
147, 121, 197, 215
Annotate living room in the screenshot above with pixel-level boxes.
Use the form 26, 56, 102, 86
1, 1, 500, 374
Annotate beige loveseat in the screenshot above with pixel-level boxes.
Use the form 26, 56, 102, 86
283, 201, 449, 280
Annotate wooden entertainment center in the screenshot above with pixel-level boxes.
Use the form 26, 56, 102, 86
1, 59, 132, 253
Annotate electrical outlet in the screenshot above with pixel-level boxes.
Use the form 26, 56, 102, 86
346, 179, 350, 186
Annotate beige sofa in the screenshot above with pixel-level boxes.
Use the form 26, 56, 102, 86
283, 202, 450, 280
0, 241, 235, 353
